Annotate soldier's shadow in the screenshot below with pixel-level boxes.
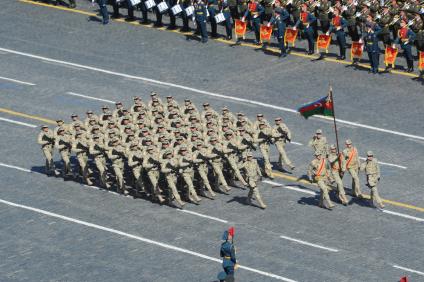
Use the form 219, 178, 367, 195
227, 196, 262, 209
297, 195, 320, 207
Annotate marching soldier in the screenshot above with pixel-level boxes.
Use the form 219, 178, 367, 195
192, 141, 216, 198
178, 146, 203, 203
308, 129, 328, 156
72, 131, 92, 185
143, 146, 166, 203
342, 139, 363, 198
127, 142, 145, 193
272, 117, 295, 171
89, 135, 109, 188
55, 127, 74, 178
307, 151, 335, 209
37, 125, 55, 176
208, 137, 232, 193
327, 144, 348, 205
108, 138, 128, 194
255, 122, 274, 179
360, 151, 385, 209
222, 131, 249, 186
240, 152, 267, 209
161, 150, 186, 208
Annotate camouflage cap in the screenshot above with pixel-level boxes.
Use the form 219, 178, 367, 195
164, 149, 173, 156
93, 135, 100, 139
150, 91, 157, 96
246, 151, 253, 157
345, 139, 352, 145
133, 96, 140, 100
275, 117, 282, 121
71, 114, 78, 118
137, 120, 145, 125
115, 101, 122, 105
237, 112, 244, 116
179, 146, 188, 151
56, 119, 64, 123
101, 105, 109, 109
316, 129, 322, 134
195, 140, 203, 146
92, 125, 100, 130
203, 102, 210, 107
57, 127, 65, 132
86, 110, 93, 114
225, 130, 234, 135
330, 144, 336, 150
184, 99, 191, 102
141, 128, 149, 132
145, 137, 152, 142
41, 125, 49, 128
222, 107, 229, 112
147, 145, 155, 151
367, 151, 374, 156
257, 113, 263, 117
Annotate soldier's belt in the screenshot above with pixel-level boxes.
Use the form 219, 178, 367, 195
224, 256, 231, 259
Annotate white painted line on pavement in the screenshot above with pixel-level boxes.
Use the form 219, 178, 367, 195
382, 210, 424, 222
290, 141, 303, 146
0, 162, 32, 173
262, 180, 317, 196
0, 117, 37, 128
279, 235, 339, 253
177, 209, 228, 223
66, 92, 115, 104
1, 47, 423, 141
393, 265, 424, 276
358, 157, 407, 170
0, 198, 297, 282
0, 76, 36, 86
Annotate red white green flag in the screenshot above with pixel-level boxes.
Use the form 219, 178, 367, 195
297, 94, 334, 119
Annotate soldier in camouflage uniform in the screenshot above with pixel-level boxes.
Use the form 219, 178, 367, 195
161, 150, 185, 208
308, 129, 328, 156
37, 125, 56, 175
327, 144, 348, 205
55, 127, 74, 178
89, 135, 109, 188
72, 131, 92, 185
360, 151, 384, 209
272, 117, 295, 171
342, 139, 363, 198
240, 152, 267, 209
307, 152, 335, 210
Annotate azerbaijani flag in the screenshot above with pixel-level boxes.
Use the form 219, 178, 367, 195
297, 94, 334, 119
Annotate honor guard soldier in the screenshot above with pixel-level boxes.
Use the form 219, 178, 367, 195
220, 229, 238, 282
194, 0, 209, 43
295, 3, 317, 55
360, 151, 385, 209
342, 139, 363, 198
242, 0, 265, 44
240, 152, 267, 209
361, 20, 382, 74
272, 117, 295, 171
307, 151, 335, 210
328, 7, 348, 60
37, 125, 56, 176
219, 0, 234, 40
268, 4, 290, 57
327, 144, 348, 205
207, 0, 219, 38
395, 19, 416, 72
308, 129, 328, 156
93, 0, 110, 24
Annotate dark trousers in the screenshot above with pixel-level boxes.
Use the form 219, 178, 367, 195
155, 8, 163, 26
98, 0, 109, 24
278, 36, 287, 55
224, 18, 232, 38
196, 20, 208, 42
401, 44, 414, 69
367, 51, 379, 73
304, 28, 315, 53
252, 18, 261, 42
168, 9, 176, 27
182, 10, 190, 31
335, 30, 346, 57
348, 24, 359, 42
229, 6, 238, 20
320, 20, 329, 33
208, 8, 218, 37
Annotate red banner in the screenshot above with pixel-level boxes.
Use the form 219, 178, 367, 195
419, 51, 424, 71
317, 34, 331, 53
350, 41, 363, 60
284, 28, 298, 47
260, 25, 273, 43
235, 20, 247, 38
384, 46, 398, 66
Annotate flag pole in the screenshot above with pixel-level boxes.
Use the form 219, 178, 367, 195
329, 85, 342, 169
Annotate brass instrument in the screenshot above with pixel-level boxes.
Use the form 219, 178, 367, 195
388, 14, 400, 25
